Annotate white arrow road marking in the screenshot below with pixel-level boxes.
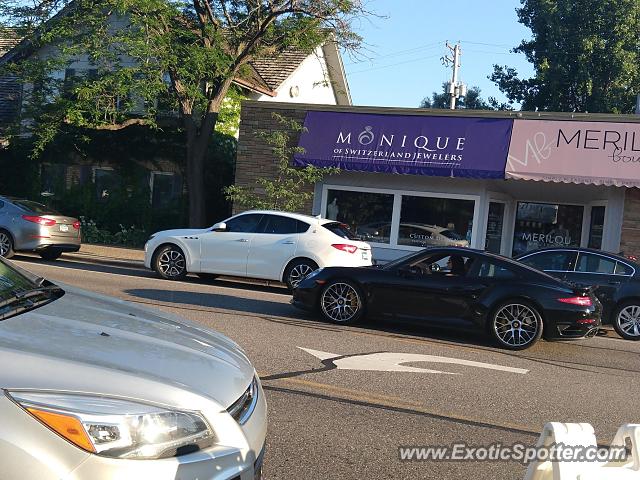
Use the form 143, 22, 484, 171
298, 347, 529, 375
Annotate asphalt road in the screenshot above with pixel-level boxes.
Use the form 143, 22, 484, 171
9, 254, 640, 479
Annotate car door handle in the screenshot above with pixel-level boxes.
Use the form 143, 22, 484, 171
236, 239, 250, 243
282, 240, 295, 244
608, 281, 621, 286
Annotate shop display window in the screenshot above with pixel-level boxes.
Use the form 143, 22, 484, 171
512, 202, 584, 256
398, 195, 475, 248
325, 189, 394, 244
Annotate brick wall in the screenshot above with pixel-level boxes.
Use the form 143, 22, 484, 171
620, 188, 640, 256
234, 102, 312, 214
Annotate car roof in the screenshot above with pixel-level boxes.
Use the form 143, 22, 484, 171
237, 210, 327, 225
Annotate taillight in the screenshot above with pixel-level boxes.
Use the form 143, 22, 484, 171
558, 296, 593, 307
332, 243, 358, 254
72, 221, 80, 230
22, 215, 56, 227
576, 318, 597, 325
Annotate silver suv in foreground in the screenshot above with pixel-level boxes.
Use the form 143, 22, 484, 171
0, 258, 266, 479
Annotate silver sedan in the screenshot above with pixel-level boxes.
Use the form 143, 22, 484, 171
0, 258, 267, 479
0, 195, 81, 260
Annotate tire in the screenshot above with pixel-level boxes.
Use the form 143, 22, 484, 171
197, 273, 219, 281
612, 301, 640, 340
319, 280, 365, 325
0, 230, 15, 259
284, 259, 318, 290
489, 300, 543, 350
153, 244, 187, 280
39, 249, 62, 261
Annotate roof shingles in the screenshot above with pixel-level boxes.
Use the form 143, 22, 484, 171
250, 49, 311, 91
0, 29, 22, 131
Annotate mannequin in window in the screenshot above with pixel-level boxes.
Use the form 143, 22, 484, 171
327, 198, 339, 220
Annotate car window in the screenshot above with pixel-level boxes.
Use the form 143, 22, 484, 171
615, 262, 634, 276
12, 199, 59, 215
0, 259, 39, 304
575, 253, 616, 274
224, 214, 263, 233
257, 215, 298, 234
323, 222, 359, 240
519, 251, 574, 271
476, 261, 517, 279
410, 254, 473, 277
297, 220, 310, 233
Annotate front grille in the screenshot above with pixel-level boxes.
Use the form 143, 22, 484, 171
227, 376, 259, 425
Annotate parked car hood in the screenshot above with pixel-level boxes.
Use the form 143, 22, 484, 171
0, 285, 254, 409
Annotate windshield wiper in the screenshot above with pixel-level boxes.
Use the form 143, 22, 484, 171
0, 285, 63, 311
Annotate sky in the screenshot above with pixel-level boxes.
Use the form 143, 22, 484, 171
342, 0, 536, 108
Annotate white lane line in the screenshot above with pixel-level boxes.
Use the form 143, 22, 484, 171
299, 347, 530, 375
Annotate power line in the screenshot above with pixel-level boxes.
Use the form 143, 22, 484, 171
344, 40, 445, 66
347, 53, 443, 75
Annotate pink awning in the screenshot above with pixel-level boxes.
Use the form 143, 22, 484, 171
506, 119, 640, 187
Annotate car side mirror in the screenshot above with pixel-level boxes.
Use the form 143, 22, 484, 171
212, 222, 227, 232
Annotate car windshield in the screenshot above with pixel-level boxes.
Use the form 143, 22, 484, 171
13, 200, 59, 215
322, 222, 360, 240
381, 250, 428, 270
0, 258, 62, 319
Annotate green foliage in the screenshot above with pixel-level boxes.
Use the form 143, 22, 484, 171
225, 113, 338, 213
490, 0, 640, 113
0, 0, 370, 226
79, 217, 149, 247
420, 83, 512, 110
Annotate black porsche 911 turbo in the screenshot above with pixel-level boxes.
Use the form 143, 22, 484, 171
291, 247, 602, 350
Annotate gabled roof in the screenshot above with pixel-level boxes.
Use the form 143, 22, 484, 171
0, 28, 21, 57
251, 49, 311, 91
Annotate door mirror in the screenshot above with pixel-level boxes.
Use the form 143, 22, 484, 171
212, 222, 227, 232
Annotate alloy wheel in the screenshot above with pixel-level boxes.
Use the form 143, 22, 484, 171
493, 303, 540, 348
617, 305, 640, 338
158, 249, 186, 278
0, 232, 11, 257
320, 282, 361, 323
288, 263, 315, 289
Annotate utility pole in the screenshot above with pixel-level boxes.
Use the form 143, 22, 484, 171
441, 42, 466, 109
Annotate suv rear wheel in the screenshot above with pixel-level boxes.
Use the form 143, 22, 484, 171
284, 259, 318, 290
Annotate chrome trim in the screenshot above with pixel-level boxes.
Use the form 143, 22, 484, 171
227, 376, 259, 425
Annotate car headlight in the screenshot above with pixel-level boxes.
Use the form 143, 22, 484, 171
6, 391, 214, 459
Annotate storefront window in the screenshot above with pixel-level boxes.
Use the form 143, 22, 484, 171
325, 189, 394, 244
512, 202, 584, 256
588, 206, 605, 250
398, 195, 474, 248
485, 202, 505, 254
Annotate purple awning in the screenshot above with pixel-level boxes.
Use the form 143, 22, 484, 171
294, 111, 513, 179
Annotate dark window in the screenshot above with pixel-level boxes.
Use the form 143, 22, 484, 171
258, 215, 298, 234
476, 261, 517, 279
152, 172, 182, 208
575, 253, 616, 274
326, 189, 394, 244
0, 200, 4, 209
323, 222, 359, 240
615, 262, 634, 276
225, 214, 263, 233
398, 196, 474, 248
519, 251, 575, 272
485, 202, 505, 254
588, 206, 605, 249
297, 220, 310, 233
512, 202, 584, 256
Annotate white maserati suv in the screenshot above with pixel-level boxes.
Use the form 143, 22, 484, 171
144, 210, 373, 289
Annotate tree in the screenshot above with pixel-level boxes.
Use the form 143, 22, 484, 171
0, 0, 368, 226
224, 113, 338, 212
420, 83, 511, 110
490, 0, 640, 113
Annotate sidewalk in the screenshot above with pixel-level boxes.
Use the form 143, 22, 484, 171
63, 243, 145, 269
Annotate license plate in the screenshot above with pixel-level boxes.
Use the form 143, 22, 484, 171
59, 224, 69, 232
362, 250, 370, 260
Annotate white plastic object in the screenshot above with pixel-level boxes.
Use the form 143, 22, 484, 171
524, 422, 640, 480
